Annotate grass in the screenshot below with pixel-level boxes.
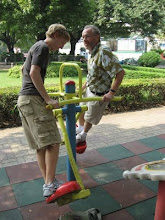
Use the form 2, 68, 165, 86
0, 69, 86, 89
1, 63, 165, 89
0, 70, 22, 88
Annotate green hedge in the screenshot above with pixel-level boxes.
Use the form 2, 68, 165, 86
8, 62, 88, 78
122, 65, 165, 73
138, 51, 160, 67
111, 81, 165, 112
1, 80, 165, 128
8, 65, 22, 78
0, 85, 59, 128
2, 63, 165, 128
8, 63, 165, 80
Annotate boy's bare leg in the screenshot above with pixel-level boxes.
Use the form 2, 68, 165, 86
78, 112, 85, 126
36, 144, 59, 184
36, 148, 46, 181
84, 121, 92, 133
45, 144, 60, 184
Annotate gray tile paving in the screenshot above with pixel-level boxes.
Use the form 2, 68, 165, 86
1, 106, 165, 167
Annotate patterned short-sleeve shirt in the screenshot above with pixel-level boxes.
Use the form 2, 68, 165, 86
87, 43, 123, 93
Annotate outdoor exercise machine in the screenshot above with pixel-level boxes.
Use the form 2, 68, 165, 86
123, 159, 165, 220
46, 62, 122, 206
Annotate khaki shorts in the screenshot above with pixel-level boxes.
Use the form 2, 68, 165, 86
17, 95, 61, 150
80, 87, 108, 125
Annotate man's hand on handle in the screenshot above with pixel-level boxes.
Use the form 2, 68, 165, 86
102, 91, 115, 102
46, 98, 60, 109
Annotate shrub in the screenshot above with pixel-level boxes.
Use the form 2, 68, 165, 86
122, 65, 165, 73
8, 62, 87, 78
46, 62, 83, 77
138, 51, 160, 67
58, 55, 75, 62
0, 52, 24, 62
0, 87, 21, 128
1, 79, 165, 128
8, 65, 22, 78
123, 69, 165, 79
151, 48, 164, 54
58, 55, 85, 62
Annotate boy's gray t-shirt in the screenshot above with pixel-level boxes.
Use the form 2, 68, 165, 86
20, 40, 49, 96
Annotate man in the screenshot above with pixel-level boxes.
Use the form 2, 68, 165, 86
76, 25, 125, 144
17, 24, 70, 197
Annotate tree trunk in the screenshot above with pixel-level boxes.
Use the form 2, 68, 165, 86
6, 42, 14, 53
0, 32, 15, 53
69, 30, 82, 55
70, 39, 77, 55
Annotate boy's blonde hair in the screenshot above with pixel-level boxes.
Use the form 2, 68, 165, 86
46, 24, 70, 41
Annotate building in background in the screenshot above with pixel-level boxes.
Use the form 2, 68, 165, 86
59, 37, 164, 62
113, 38, 147, 61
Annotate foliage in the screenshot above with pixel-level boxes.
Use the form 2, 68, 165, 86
122, 65, 165, 73
151, 48, 164, 54
93, 0, 165, 38
0, 87, 21, 128
8, 65, 22, 78
138, 51, 160, 67
46, 63, 80, 78
8, 62, 165, 79
111, 82, 165, 112
0, 52, 24, 62
1, 0, 165, 55
123, 65, 165, 79
0, 0, 26, 53
15, 0, 96, 54
2, 79, 165, 128
7, 62, 87, 78
0, 0, 95, 55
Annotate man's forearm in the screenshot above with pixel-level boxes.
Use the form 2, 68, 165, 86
110, 70, 125, 92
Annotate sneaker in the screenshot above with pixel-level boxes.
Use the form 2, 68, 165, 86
76, 126, 84, 134
43, 183, 56, 197
43, 179, 64, 197
53, 178, 64, 189
76, 133, 86, 144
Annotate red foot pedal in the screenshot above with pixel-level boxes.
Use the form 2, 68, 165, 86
76, 141, 87, 154
46, 181, 81, 204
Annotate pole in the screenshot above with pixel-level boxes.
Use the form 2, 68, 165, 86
65, 80, 76, 181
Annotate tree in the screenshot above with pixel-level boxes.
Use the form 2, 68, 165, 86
0, 0, 23, 53
16, 0, 96, 54
45, 0, 96, 55
93, 0, 165, 38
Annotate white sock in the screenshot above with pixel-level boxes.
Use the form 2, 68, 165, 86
80, 130, 87, 138
78, 125, 84, 130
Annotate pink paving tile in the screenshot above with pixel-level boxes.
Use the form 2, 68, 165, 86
0, 186, 18, 211
21, 201, 71, 220
56, 170, 98, 188
113, 155, 147, 171
77, 149, 109, 168
79, 169, 98, 188
122, 141, 153, 154
6, 161, 42, 184
103, 209, 135, 220
157, 134, 165, 140
103, 179, 156, 208
158, 147, 165, 154
56, 173, 67, 183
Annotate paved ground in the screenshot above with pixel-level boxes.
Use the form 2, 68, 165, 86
1, 106, 165, 219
